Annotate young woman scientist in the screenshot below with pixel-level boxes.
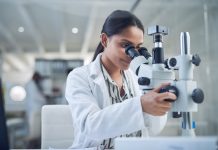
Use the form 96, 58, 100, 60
65, 10, 176, 149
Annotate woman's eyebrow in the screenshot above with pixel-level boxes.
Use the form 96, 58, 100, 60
121, 39, 143, 46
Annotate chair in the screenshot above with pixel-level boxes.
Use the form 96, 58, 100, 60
41, 105, 74, 149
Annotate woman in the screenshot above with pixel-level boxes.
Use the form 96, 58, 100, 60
65, 10, 176, 149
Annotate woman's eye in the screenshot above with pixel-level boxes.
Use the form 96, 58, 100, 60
121, 43, 130, 48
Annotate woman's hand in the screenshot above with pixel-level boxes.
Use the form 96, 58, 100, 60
140, 83, 177, 116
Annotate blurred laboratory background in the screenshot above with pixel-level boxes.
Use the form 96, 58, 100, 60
0, 0, 217, 149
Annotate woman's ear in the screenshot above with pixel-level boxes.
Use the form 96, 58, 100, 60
100, 33, 108, 48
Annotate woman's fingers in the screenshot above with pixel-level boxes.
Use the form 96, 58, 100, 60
153, 83, 171, 93
156, 92, 177, 102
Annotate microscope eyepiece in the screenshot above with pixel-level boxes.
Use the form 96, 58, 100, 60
138, 47, 151, 59
125, 45, 140, 60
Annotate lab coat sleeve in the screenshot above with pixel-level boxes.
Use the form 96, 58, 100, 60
142, 113, 167, 136
65, 67, 146, 143
129, 70, 168, 136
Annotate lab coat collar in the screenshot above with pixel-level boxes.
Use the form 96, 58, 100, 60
89, 53, 104, 83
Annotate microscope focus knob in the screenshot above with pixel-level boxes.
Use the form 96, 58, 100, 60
159, 85, 179, 102
169, 57, 177, 67
192, 54, 201, 66
192, 88, 204, 104
138, 77, 150, 86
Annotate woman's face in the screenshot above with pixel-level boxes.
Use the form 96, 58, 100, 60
103, 26, 144, 70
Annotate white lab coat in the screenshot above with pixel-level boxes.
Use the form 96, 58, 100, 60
65, 53, 167, 149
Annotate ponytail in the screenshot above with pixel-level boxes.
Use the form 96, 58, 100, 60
92, 42, 104, 61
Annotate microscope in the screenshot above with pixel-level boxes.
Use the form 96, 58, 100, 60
125, 25, 204, 137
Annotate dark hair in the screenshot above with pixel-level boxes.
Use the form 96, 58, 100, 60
92, 10, 144, 61
32, 72, 42, 81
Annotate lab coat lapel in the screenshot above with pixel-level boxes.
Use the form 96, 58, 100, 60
89, 54, 111, 108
